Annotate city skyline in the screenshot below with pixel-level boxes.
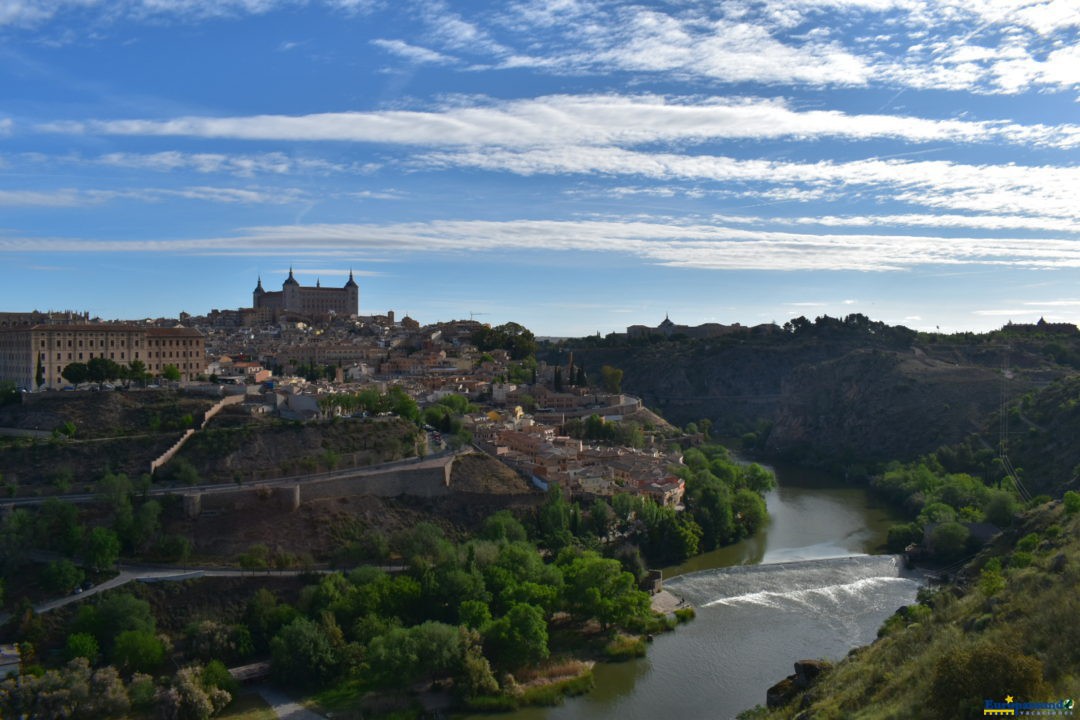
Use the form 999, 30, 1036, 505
2, 1, 1080, 336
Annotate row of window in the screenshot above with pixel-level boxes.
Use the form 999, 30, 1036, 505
36, 337, 200, 348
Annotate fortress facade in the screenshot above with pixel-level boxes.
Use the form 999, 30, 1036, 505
253, 268, 359, 321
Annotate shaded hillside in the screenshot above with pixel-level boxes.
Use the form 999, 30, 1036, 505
0, 390, 217, 488
1004, 374, 1080, 495
557, 317, 1076, 469
0, 389, 214, 438
168, 415, 421, 484
765, 348, 1005, 468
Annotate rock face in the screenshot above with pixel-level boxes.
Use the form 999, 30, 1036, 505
765, 659, 832, 709
562, 331, 1061, 470
766, 676, 798, 709
793, 659, 830, 689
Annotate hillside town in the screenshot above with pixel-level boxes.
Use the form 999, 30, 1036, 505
0, 270, 687, 507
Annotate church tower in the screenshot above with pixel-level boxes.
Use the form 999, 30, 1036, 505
344, 269, 360, 316
253, 276, 265, 308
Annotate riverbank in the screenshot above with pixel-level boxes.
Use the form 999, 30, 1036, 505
758, 500, 1080, 718
649, 589, 687, 614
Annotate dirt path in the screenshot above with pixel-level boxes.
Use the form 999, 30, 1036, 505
255, 685, 327, 720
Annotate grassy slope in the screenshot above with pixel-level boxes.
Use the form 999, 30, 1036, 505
764, 503, 1080, 719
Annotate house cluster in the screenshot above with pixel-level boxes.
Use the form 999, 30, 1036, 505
4, 269, 689, 508
189, 313, 686, 507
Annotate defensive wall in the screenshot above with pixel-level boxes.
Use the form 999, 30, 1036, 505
182, 457, 453, 518
149, 394, 244, 474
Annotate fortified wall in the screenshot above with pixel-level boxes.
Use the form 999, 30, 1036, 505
182, 458, 453, 518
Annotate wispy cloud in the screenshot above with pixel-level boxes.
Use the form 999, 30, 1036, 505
372, 38, 456, 65
41, 94, 1080, 149
422, 146, 1080, 220
4, 218, 1080, 273
93, 151, 354, 176
0, 185, 308, 207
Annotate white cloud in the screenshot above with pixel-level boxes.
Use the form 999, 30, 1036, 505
371, 38, 456, 65
421, 145, 1080, 220
94, 151, 352, 176
38, 94, 1080, 149
0, 185, 307, 206
1022, 299, 1080, 307
0, 188, 111, 207
0, 118, 12, 135
4, 218, 1080, 273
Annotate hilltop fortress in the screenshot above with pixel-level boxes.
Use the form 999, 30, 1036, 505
252, 268, 359, 322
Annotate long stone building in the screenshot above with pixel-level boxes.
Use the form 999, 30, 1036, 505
0, 324, 206, 390
253, 268, 359, 321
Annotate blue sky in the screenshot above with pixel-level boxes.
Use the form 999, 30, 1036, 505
2, 0, 1079, 336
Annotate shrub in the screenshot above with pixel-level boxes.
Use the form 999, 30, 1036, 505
674, 607, 696, 623
928, 645, 1045, 719
1009, 551, 1034, 569
1064, 490, 1080, 515
603, 634, 646, 660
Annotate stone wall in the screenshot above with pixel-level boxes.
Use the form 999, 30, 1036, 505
182, 458, 454, 518
150, 394, 245, 473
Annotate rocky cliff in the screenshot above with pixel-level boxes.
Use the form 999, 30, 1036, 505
558, 320, 1076, 470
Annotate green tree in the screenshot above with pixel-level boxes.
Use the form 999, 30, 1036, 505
929, 521, 970, 562
112, 629, 164, 673
82, 526, 120, 571
480, 510, 528, 543
162, 364, 181, 382
484, 602, 549, 670
270, 617, 339, 689
86, 357, 122, 388
65, 632, 99, 663
126, 359, 147, 387
36, 498, 84, 556
561, 552, 651, 630
732, 489, 768, 537
538, 485, 572, 550
601, 365, 623, 394
62, 362, 90, 387
983, 490, 1019, 527
1064, 490, 1080, 515
0, 658, 130, 720
73, 593, 155, 653
155, 664, 231, 720
42, 558, 85, 594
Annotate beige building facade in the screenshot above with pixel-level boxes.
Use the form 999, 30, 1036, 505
0, 324, 206, 390
253, 268, 359, 321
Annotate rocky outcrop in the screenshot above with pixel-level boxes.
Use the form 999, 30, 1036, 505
563, 332, 1060, 469
766, 659, 832, 709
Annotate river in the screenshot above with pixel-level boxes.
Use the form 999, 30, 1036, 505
472, 463, 923, 720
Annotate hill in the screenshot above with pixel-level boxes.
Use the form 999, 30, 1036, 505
556, 316, 1079, 472
757, 498, 1080, 719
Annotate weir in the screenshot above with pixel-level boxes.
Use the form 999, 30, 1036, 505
667, 554, 923, 611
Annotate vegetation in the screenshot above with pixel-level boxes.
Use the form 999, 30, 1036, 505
762, 502, 1080, 719
471, 321, 537, 360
